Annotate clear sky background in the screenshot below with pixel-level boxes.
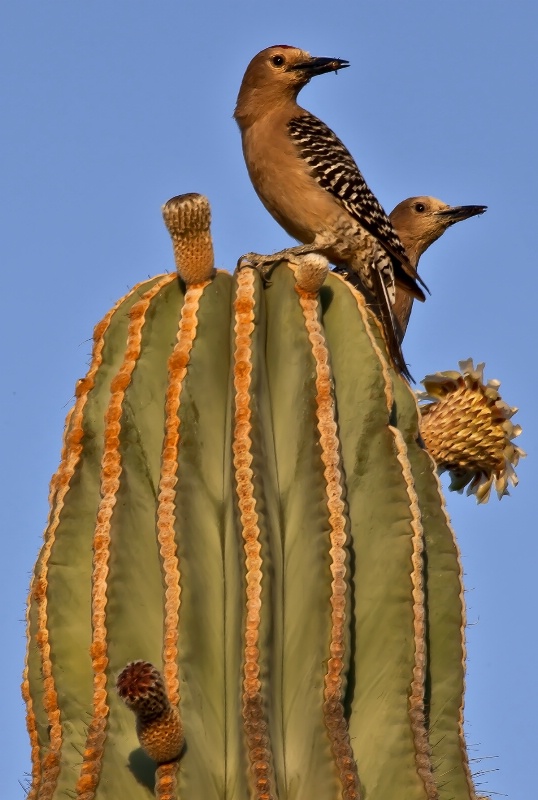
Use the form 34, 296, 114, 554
2, 3, 536, 797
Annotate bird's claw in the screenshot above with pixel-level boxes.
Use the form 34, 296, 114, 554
236, 253, 255, 270
236, 252, 280, 285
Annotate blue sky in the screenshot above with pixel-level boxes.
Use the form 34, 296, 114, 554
2, 3, 536, 797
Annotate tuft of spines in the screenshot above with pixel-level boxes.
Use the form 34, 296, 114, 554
233, 268, 278, 800
117, 661, 184, 763
292, 252, 329, 294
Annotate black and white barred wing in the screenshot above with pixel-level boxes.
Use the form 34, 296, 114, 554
288, 113, 427, 298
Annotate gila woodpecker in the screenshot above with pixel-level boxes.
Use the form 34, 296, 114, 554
390, 197, 486, 340
234, 44, 427, 381
337, 196, 487, 340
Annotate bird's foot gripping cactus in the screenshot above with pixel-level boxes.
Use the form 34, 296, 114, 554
24, 193, 512, 800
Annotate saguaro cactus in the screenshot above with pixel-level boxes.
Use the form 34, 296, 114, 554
24, 194, 482, 800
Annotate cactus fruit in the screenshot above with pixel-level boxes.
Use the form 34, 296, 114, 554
24, 194, 489, 800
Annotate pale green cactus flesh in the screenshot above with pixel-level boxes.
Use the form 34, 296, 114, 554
23, 208, 478, 800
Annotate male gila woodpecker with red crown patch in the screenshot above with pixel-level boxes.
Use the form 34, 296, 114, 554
234, 44, 428, 381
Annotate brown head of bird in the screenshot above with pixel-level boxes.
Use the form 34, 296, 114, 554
234, 45, 349, 127
390, 196, 487, 340
390, 196, 487, 267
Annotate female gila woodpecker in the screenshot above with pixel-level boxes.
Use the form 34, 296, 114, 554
338, 196, 488, 340
389, 197, 486, 341
234, 44, 427, 381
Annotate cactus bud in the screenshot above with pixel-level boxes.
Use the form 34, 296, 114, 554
162, 193, 215, 284
117, 661, 184, 763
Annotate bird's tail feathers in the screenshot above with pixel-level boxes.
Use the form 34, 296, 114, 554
380, 240, 430, 297
393, 262, 427, 302
332, 263, 413, 382
370, 268, 413, 382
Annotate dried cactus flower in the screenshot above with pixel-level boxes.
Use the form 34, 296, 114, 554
418, 358, 525, 503
117, 661, 184, 763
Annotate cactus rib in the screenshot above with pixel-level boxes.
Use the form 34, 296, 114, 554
233, 268, 277, 800
23, 192, 496, 800
296, 285, 361, 799
75, 275, 176, 800
25, 279, 156, 800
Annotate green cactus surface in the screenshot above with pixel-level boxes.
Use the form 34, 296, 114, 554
24, 196, 478, 800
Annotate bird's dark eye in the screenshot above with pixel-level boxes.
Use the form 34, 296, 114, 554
414, 203, 426, 212
271, 55, 285, 67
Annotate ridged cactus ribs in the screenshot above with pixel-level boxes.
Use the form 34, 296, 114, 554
23, 277, 157, 800
292, 252, 330, 294
157, 285, 208, 698
331, 271, 395, 407
296, 284, 361, 799
233, 267, 277, 800
75, 274, 177, 800
162, 193, 215, 285
155, 764, 178, 800
389, 425, 435, 798
405, 397, 475, 799
154, 278, 210, 798
336, 275, 436, 797
22, 191, 505, 800
20, 679, 40, 800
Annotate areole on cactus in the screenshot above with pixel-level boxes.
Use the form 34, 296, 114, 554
23, 193, 516, 800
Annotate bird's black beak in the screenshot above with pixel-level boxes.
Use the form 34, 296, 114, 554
435, 205, 487, 225
293, 56, 350, 77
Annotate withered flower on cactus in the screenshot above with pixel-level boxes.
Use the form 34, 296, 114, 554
418, 358, 525, 503
116, 661, 184, 763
